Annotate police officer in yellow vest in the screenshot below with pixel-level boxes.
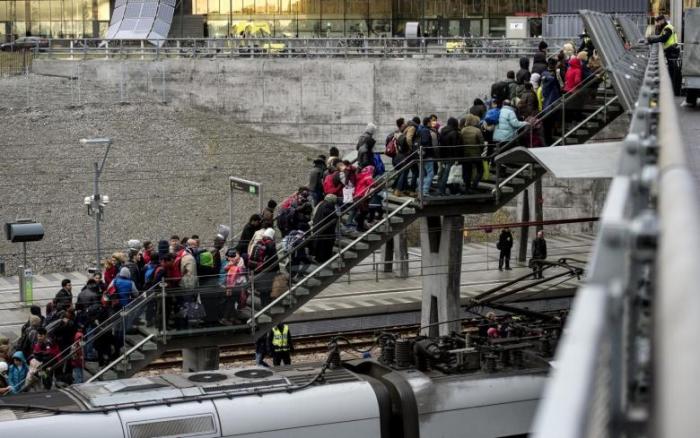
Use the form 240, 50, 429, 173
648, 14, 681, 95
269, 323, 293, 366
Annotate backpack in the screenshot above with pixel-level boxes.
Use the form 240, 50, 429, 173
484, 108, 501, 126
491, 81, 510, 102
248, 240, 268, 272
373, 153, 385, 176
282, 230, 305, 254
323, 172, 343, 195
144, 265, 164, 289
143, 263, 157, 286
100, 283, 119, 308
385, 134, 398, 158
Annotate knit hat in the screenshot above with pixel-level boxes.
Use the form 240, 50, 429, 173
324, 193, 338, 203
199, 251, 214, 268
263, 228, 276, 240
127, 239, 142, 251
29, 315, 41, 327
530, 72, 541, 88
366, 123, 377, 135
119, 267, 131, 278
157, 240, 169, 256
225, 248, 238, 258
0, 361, 7, 374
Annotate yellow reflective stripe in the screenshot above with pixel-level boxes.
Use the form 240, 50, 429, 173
271, 326, 289, 349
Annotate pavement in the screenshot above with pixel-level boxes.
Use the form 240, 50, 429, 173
0, 233, 596, 339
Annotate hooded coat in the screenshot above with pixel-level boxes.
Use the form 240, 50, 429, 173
113, 267, 139, 307
439, 118, 462, 159
516, 57, 531, 85
7, 351, 28, 394
308, 159, 326, 199
564, 57, 583, 93
354, 166, 375, 199
532, 52, 547, 75
460, 115, 485, 157
311, 195, 338, 263
493, 105, 528, 143
356, 124, 377, 151
542, 69, 562, 111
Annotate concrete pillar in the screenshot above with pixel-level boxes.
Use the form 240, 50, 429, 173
518, 189, 530, 263
382, 239, 394, 273
420, 216, 464, 337
394, 230, 409, 278
535, 179, 544, 233
182, 346, 220, 373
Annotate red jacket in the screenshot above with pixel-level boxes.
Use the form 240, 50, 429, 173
564, 57, 582, 93
32, 340, 60, 364
70, 331, 84, 368
354, 166, 375, 199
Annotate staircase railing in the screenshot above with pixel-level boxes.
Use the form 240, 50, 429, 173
85, 333, 155, 383
551, 95, 620, 146
249, 198, 415, 329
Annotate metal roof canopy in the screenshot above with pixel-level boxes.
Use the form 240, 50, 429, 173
498, 143, 623, 178
579, 10, 650, 112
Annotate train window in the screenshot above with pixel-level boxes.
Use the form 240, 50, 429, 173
128, 414, 217, 438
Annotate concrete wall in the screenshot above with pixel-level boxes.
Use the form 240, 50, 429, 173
33, 57, 518, 149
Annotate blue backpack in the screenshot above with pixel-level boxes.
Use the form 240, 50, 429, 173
373, 153, 385, 176
484, 108, 501, 126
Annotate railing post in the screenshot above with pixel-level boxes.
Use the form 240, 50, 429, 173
418, 146, 424, 206
121, 308, 127, 374
160, 280, 167, 344
561, 96, 566, 146
495, 159, 501, 204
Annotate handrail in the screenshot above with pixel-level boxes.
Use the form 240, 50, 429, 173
494, 163, 532, 193
86, 333, 155, 383
551, 95, 620, 146
248, 198, 414, 325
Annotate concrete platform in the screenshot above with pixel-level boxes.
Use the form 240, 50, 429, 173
0, 234, 595, 340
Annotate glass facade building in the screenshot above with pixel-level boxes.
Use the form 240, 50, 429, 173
0, 0, 110, 40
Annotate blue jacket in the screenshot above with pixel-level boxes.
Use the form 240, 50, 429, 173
8, 351, 28, 394
114, 276, 137, 308
542, 70, 562, 111
493, 105, 528, 143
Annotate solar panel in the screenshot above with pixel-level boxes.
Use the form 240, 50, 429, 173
106, 0, 175, 44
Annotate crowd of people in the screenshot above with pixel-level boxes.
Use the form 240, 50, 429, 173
1, 37, 596, 394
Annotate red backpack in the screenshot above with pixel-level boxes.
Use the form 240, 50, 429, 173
323, 172, 343, 196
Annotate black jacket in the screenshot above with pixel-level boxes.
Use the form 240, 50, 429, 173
498, 231, 513, 251
54, 288, 72, 312
357, 143, 374, 168
439, 124, 462, 159
516, 57, 531, 85
532, 237, 547, 260
356, 132, 376, 151
309, 162, 325, 195
532, 52, 547, 75
237, 222, 260, 255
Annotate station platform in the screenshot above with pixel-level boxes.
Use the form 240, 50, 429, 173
0, 233, 595, 340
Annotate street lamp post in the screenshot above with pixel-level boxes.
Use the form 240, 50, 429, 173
81, 138, 112, 272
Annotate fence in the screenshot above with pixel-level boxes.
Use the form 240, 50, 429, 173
30, 37, 569, 60
0, 51, 32, 76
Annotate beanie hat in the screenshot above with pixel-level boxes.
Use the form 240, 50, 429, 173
119, 267, 131, 278
157, 240, 169, 256
199, 251, 214, 268
366, 123, 377, 135
0, 362, 7, 374
225, 248, 238, 258
127, 239, 142, 251
263, 228, 276, 240
29, 315, 41, 327
530, 72, 541, 88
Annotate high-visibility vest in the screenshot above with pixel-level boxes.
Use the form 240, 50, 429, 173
662, 24, 678, 50
271, 325, 289, 351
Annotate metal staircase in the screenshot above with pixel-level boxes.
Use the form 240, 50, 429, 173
48, 63, 632, 383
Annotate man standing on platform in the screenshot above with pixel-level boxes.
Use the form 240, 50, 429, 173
269, 323, 293, 366
531, 230, 547, 279
498, 228, 514, 271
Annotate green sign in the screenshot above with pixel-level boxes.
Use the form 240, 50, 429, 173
230, 178, 259, 195
23, 269, 33, 303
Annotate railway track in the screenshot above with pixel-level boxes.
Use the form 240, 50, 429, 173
146, 324, 422, 370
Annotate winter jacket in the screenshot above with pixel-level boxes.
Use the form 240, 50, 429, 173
439, 122, 462, 159
237, 222, 261, 255
70, 331, 84, 369
356, 131, 376, 151
357, 143, 374, 169
354, 166, 375, 199
404, 121, 419, 153
542, 69, 562, 111
516, 57, 531, 85
564, 57, 583, 93
469, 103, 487, 120
518, 89, 539, 119
7, 351, 28, 394
180, 250, 198, 289
532, 52, 547, 75
113, 274, 138, 308
532, 237, 547, 259
498, 230, 514, 251
493, 105, 528, 143
54, 288, 72, 312
32, 339, 60, 364
460, 115, 485, 157
506, 79, 518, 101
224, 260, 247, 290
308, 161, 325, 197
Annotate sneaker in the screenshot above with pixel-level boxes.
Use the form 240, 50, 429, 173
505, 267, 512, 271
393, 190, 405, 197
406, 191, 417, 197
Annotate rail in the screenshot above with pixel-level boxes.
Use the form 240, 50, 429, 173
29, 37, 567, 60
532, 43, 661, 438
86, 333, 155, 383
551, 95, 620, 147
